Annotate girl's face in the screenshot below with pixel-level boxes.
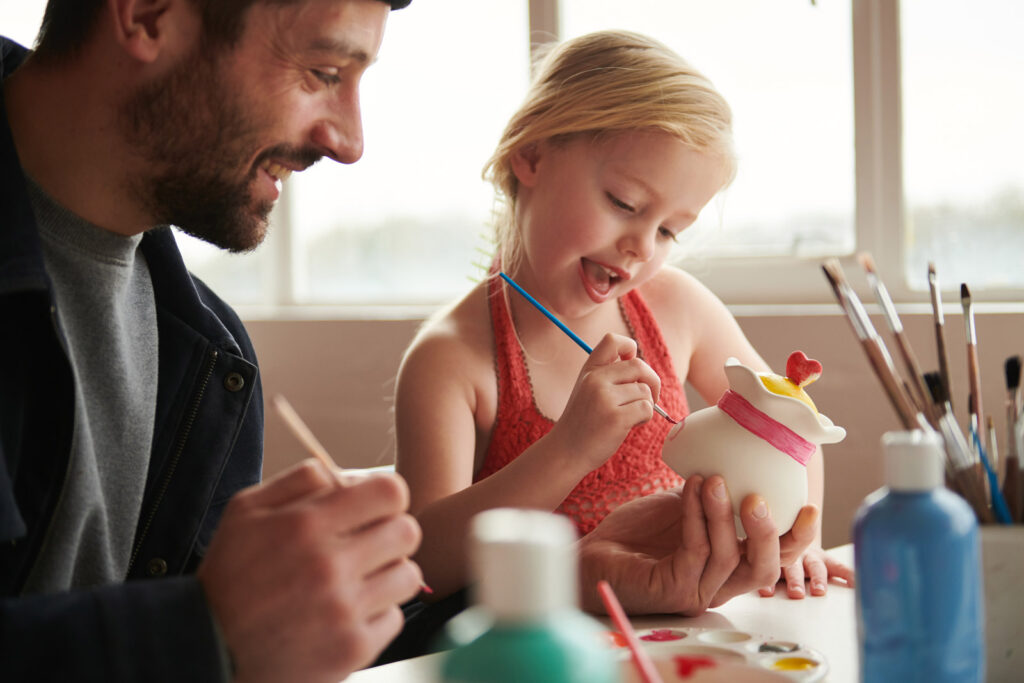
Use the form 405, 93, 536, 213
510, 129, 727, 319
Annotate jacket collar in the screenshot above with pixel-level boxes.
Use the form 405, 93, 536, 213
0, 36, 242, 356
0, 38, 48, 298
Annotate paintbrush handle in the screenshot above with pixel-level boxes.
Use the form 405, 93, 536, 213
934, 323, 953, 412
597, 580, 664, 683
499, 272, 593, 353
893, 332, 937, 425
952, 466, 997, 525
1003, 456, 1023, 523
500, 271, 678, 424
966, 343, 984, 448
863, 339, 920, 429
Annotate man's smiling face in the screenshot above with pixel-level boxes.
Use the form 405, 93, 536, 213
121, 0, 388, 251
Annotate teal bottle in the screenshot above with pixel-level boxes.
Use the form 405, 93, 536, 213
853, 430, 985, 682
441, 508, 619, 683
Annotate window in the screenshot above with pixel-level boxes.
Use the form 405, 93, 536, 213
901, 0, 1024, 292
5, 1, 1022, 311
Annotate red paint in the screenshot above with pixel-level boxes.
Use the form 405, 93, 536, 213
604, 630, 629, 648
717, 390, 815, 465
640, 629, 685, 642
673, 655, 717, 678
786, 351, 822, 388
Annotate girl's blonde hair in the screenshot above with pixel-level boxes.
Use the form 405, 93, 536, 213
483, 30, 735, 275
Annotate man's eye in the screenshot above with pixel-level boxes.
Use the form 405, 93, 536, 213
311, 68, 341, 86
607, 193, 635, 213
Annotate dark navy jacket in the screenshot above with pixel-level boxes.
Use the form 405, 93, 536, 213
0, 38, 264, 681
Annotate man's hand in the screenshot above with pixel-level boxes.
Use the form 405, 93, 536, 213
198, 460, 423, 683
577, 474, 819, 616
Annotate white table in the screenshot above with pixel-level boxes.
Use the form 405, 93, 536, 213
349, 545, 858, 682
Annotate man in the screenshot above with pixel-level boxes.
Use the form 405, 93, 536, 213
1, 1, 422, 681
1, 0, 819, 680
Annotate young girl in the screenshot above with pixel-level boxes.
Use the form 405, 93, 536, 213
394, 30, 852, 600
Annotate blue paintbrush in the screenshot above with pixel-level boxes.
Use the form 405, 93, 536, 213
499, 271, 678, 424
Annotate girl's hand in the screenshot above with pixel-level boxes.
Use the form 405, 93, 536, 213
758, 546, 856, 599
548, 333, 662, 471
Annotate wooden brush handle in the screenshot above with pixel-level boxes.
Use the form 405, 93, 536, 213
966, 343, 984, 448
935, 323, 953, 412
954, 465, 996, 525
1003, 456, 1022, 523
864, 339, 920, 429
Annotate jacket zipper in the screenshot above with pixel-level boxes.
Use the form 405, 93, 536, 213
128, 348, 219, 573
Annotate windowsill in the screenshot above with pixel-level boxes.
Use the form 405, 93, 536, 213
235, 300, 1024, 323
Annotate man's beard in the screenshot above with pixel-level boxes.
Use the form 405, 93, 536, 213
120, 46, 319, 252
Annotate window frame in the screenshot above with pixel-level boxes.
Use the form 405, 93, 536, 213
256, 0, 1015, 319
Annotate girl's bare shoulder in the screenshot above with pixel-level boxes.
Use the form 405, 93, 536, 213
398, 280, 496, 391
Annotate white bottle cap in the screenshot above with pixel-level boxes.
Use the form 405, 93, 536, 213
469, 508, 579, 622
881, 429, 946, 491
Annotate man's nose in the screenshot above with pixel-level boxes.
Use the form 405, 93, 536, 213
309, 95, 365, 164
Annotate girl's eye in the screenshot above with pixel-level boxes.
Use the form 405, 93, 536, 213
658, 226, 679, 243
607, 193, 635, 213
311, 68, 342, 86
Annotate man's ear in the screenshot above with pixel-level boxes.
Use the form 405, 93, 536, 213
108, 0, 181, 63
509, 143, 542, 188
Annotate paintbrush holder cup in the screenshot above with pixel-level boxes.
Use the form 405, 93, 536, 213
662, 358, 846, 534
981, 526, 1024, 679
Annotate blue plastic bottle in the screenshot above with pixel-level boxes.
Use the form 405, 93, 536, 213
441, 508, 619, 683
853, 430, 985, 682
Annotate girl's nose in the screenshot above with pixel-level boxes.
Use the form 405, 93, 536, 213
617, 227, 656, 262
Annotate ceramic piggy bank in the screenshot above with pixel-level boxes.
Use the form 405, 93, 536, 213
662, 352, 846, 534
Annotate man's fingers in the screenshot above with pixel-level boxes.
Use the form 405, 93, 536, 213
737, 494, 781, 590
239, 459, 334, 509
316, 473, 412, 536
780, 505, 819, 566
343, 512, 422, 578
361, 557, 424, 620
698, 476, 741, 600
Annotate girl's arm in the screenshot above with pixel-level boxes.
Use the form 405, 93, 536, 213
395, 320, 660, 599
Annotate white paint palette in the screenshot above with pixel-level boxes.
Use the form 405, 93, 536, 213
608, 626, 828, 682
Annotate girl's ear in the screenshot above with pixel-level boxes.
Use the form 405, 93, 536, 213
509, 143, 542, 187
108, 0, 182, 64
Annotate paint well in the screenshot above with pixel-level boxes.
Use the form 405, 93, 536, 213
641, 629, 687, 642
772, 656, 819, 671
697, 630, 752, 644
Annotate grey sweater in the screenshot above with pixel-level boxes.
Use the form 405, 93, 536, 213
21, 177, 158, 593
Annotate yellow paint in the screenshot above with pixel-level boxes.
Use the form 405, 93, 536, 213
759, 375, 818, 412
772, 656, 818, 671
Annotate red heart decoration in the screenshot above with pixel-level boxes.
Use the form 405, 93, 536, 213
786, 350, 822, 388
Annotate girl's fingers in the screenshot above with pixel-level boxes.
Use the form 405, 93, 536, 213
783, 560, 806, 599
804, 552, 829, 596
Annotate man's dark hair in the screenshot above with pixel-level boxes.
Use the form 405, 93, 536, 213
33, 0, 409, 62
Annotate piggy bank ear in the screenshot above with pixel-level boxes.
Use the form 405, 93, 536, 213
786, 351, 822, 388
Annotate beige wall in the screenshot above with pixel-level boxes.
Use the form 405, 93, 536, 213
246, 311, 1022, 549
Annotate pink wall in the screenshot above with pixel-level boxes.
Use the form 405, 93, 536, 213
246, 311, 1022, 548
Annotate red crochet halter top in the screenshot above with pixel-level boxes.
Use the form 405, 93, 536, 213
476, 275, 687, 535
